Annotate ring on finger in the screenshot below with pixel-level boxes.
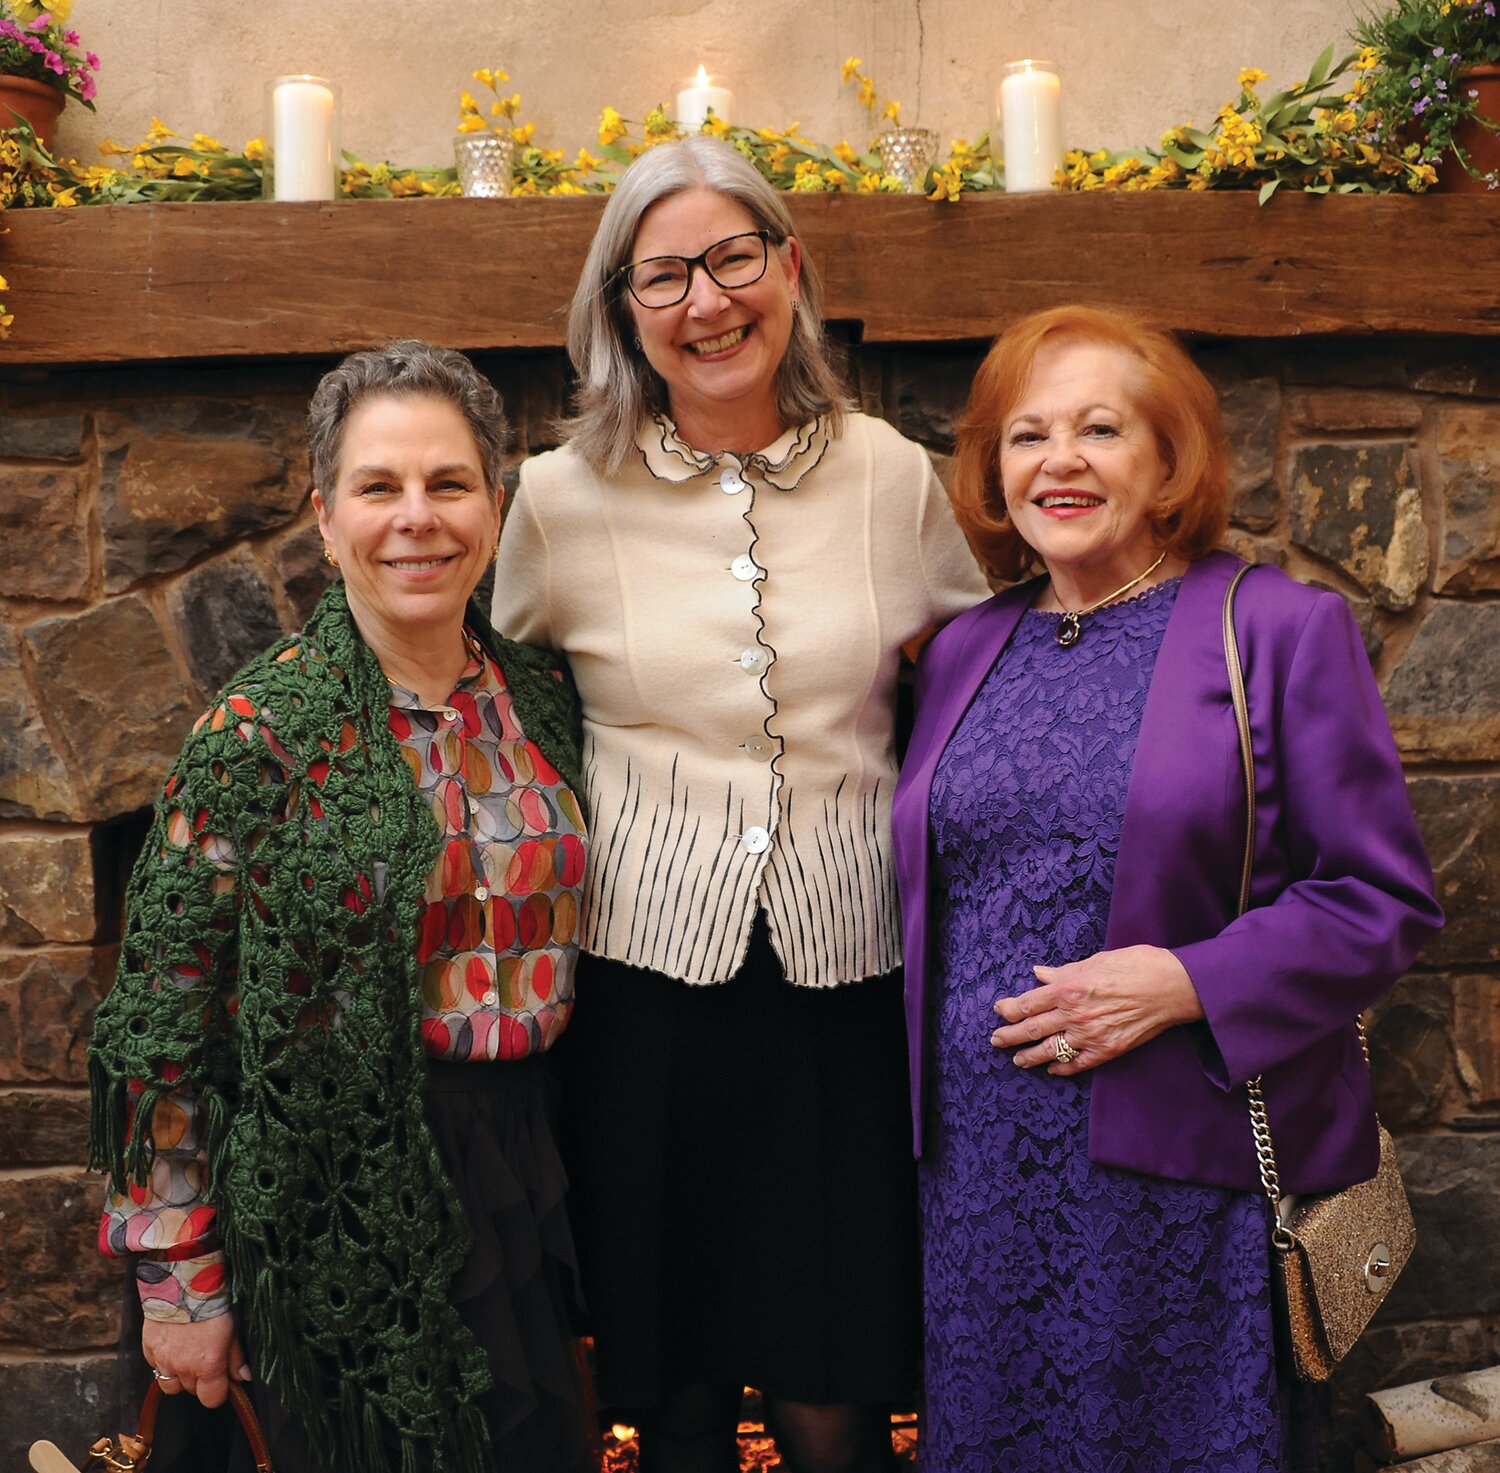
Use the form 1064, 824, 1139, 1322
152, 1369, 178, 1383
1052, 1032, 1079, 1065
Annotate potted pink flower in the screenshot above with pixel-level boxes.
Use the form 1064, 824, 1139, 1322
0, 0, 99, 148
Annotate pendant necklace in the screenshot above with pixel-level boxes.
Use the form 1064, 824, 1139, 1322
1053, 550, 1169, 648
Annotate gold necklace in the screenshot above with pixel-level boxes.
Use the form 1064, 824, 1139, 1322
1053, 550, 1169, 648
380, 631, 483, 692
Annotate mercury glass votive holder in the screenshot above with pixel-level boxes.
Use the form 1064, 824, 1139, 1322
454, 133, 515, 198
875, 127, 940, 194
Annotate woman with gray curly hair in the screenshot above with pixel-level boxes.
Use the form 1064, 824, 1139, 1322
492, 136, 989, 1472
91, 340, 592, 1473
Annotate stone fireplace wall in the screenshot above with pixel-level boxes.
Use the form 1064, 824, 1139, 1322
1, 336, 1496, 1470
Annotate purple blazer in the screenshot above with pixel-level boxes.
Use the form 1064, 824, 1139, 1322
892, 550, 1443, 1194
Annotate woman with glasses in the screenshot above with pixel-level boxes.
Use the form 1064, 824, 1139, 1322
491, 135, 988, 1473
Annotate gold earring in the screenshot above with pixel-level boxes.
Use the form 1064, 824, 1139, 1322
323, 546, 339, 568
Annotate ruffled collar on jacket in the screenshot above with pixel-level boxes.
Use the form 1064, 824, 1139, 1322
636, 411, 833, 491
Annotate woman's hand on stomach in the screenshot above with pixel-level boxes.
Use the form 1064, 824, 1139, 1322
990, 944, 1203, 1075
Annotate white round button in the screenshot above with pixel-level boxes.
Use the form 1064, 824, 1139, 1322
474, 885, 490, 902
739, 647, 771, 675
481, 989, 499, 1007
719, 469, 747, 494
744, 737, 773, 762
730, 554, 761, 581
741, 826, 772, 854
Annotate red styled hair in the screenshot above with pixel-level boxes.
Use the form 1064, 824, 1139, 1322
950, 305, 1231, 582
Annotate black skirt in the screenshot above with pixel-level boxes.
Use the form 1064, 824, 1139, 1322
117, 1052, 591, 1473
562, 912, 920, 1410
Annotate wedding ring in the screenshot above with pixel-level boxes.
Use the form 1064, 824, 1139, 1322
1052, 1032, 1078, 1065
152, 1369, 178, 1382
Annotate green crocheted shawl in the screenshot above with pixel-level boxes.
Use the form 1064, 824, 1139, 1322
89, 581, 584, 1473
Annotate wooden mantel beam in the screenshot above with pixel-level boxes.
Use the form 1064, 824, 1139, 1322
1, 191, 1496, 367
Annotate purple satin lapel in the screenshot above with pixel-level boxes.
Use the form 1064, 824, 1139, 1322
1105, 549, 1241, 951
895, 588, 1032, 1153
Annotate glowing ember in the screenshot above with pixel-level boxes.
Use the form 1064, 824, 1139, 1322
596, 1405, 919, 1470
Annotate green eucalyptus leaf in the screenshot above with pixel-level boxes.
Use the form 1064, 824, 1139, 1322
1306, 44, 1334, 90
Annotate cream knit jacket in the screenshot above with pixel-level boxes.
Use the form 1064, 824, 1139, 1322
492, 412, 989, 987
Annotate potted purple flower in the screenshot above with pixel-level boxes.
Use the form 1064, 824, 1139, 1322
0, 0, 98, 148
1356, 0, 1500, 190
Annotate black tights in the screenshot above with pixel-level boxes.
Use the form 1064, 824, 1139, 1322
636, 1381, 897, 1473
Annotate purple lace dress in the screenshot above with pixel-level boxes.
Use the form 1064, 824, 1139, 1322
919, 581, 1283, 1473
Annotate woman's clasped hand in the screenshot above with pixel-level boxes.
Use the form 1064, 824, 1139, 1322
142, 1314, 251, 1407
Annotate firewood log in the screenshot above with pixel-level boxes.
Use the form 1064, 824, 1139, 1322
1366, 1367, 1500, 1463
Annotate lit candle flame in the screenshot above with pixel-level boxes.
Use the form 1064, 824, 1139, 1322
696, 63, 710, 86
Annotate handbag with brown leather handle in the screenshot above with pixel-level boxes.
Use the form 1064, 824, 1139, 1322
28, 1378, 274, 1472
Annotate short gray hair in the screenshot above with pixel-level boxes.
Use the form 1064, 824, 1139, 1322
562, 136, 848, 474
306, 339, 511, 497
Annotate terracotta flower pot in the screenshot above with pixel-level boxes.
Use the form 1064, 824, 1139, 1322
1433, 63, 1500, 194
0, 73, 65, 149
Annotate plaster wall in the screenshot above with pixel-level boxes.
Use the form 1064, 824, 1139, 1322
62, 0, 1363, 178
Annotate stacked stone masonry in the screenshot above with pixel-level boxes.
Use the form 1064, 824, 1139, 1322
1, 337, 1495, 1471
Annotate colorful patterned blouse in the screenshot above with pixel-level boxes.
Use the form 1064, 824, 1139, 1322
99, 642, 586, 1322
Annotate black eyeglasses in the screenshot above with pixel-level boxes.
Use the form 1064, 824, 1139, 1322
617, 230, 774, 309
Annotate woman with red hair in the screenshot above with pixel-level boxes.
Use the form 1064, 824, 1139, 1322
893, 306, 1441, 1471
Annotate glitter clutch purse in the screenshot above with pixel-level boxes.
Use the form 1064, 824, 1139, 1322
1223, 564, 1416, 1384
1266, 1122, 1415, 1381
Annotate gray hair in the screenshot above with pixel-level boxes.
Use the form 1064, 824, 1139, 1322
562, 135, 848, 474
306, 339, 511, 497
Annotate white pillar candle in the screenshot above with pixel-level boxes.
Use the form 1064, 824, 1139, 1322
999, 59, 1063, 192
270, 75, 338, 202
676, 65, 735, 131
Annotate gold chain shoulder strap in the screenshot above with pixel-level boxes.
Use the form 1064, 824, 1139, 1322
1222, 564, 1372, 1252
